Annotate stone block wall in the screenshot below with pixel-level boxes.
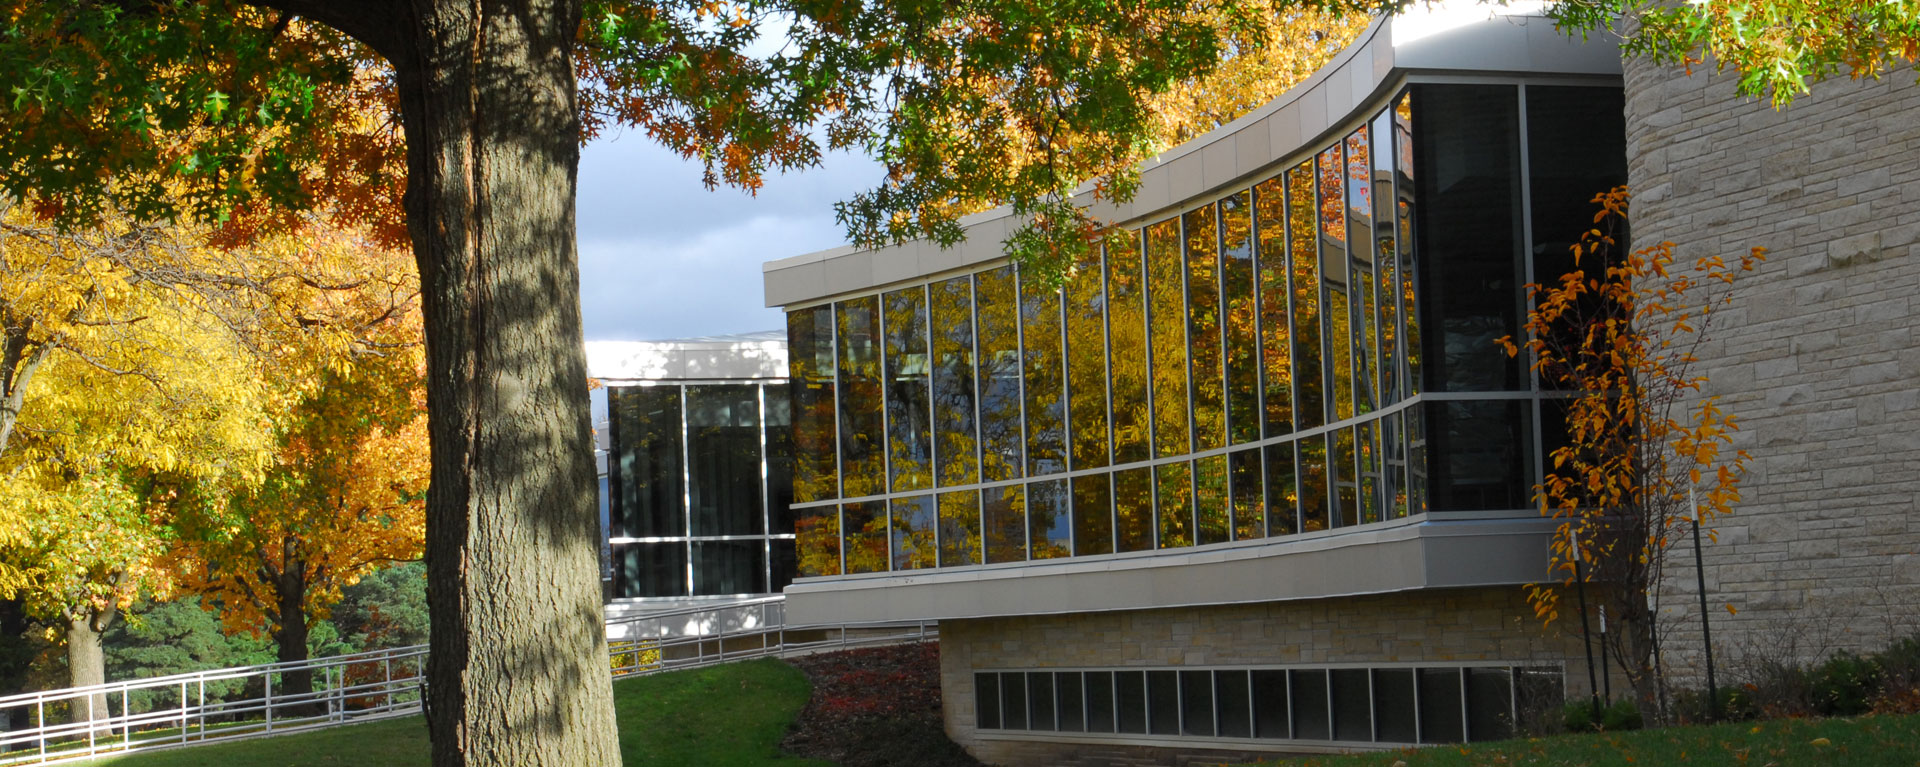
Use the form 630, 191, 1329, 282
939, 587, 1592, 766
1622, 60, 1920, 679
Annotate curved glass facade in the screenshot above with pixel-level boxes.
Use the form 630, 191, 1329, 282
606, 381, 798, 598
786, 82, 1625, 578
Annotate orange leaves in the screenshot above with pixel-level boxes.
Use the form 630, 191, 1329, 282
1512, 185, 1755, 631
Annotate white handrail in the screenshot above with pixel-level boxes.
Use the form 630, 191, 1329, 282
0, 596, 935, 766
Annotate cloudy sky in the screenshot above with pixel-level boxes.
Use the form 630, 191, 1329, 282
575, 129, 882, 342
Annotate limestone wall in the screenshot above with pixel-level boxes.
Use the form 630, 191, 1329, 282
1622, 60, 1920, 678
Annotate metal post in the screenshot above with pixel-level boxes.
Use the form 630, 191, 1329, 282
181, 681, 189, 744
1571, 527, 1601, 723
1598, 605, 1611, 704
264, 673, 274, 733
1693, 522, 1720, 719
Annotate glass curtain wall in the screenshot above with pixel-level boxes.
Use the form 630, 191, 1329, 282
784, 82, 1620, 576
608, 382, 798, 597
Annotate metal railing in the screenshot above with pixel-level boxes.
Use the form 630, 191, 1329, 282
0, 596, 934, 766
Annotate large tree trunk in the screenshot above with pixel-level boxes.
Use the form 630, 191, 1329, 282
65, 608, 114, 726
385, 2, 620, 766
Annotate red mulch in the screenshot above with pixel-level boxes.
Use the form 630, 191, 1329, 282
783, 642, 985, 767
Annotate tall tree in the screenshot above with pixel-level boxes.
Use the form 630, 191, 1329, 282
172, 300, 428, 709
0, 206, 284, 713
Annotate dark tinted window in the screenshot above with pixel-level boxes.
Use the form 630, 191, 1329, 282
686, 385, 762, 536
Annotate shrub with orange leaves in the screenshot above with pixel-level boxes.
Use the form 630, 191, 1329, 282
1500, 186, 1764, 720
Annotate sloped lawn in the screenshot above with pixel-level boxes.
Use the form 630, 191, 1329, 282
75, 657, 827, 767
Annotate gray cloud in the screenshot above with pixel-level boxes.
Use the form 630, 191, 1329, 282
576, 131, 882, 341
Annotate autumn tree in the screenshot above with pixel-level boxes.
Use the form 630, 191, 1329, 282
1550, 0, 1920, 107
0, 206, 289, 716
1500, 188, 1763, 719
170, 251, 426, 710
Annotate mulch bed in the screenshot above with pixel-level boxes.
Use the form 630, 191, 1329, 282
783, 642, 985, 767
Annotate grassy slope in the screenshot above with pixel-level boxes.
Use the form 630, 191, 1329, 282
1251, 713, 1920, 767
80, 658, 829, 767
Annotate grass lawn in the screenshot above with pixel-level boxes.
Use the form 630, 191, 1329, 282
1249, 713, 1920, 766
75, 658, 829, 767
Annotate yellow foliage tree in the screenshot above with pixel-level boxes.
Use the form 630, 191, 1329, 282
1500, 187, 1763, 718
0, 204, 280, 717
1, 204, 416, 710
168, 230, 426, 708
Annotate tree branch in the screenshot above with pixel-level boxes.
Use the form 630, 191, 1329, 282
239, 0, 415, 70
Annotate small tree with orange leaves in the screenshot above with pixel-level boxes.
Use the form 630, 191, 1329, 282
1500, 187, 1763, 719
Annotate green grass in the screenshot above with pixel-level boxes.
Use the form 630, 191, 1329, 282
73, 658, 829, 767
610, 658, 832, 767
1248, 713, 1920, 767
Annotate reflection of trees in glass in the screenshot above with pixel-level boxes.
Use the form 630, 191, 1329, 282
1348, 127, 1381, 416
937, 490, 982, 567
1065, 246, 1110, 469
890, 495, 937, 570
1327, 288, 1353, 423
843, 501, 888, 574
1372, 109, 1403, 406
1319, 146, 1354, 425
976, 266, 1024, 483
1108, 232, 1150, 465
1407, 404, 1429, 516
1357, 418, 1382, 524
1194, 454, 1229, 544
1286, 163, 1324, 431
983, 486, 1027, 564
686, 384, 763, 536
930, 277, 979, 487
1333, 426, 1358, 528
1028, 480, 1070, 560
795, 505, 842, 577
1228, 448, 1264, 539
1185, 206, 1225, 452
1254, 179, 1293, 437
1263, 444, 1298, 536
884, 288, 933, 493
1394, 91, 1428, 519
1155, 461, 1193, 549
1146, 219, 1190, 459
1071, 474, 1114, 556
1382, 411, 1408, 519
789, 307, 838, 503
1114, 467, 1153, 552
1298, 437, 1328, 532
1220, 192, 1260, 445
1021, 273, 1067, 476
837, 298, 885, 497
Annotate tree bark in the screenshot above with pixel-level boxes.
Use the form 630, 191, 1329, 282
234, 1, 619, 761
65, 607, 114, 726
385, 2, 621, 766
271, 567, 317, 715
